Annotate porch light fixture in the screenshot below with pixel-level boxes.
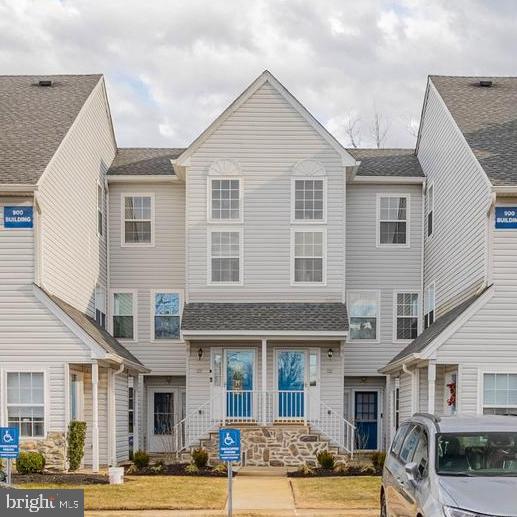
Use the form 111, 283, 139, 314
327, 348, 333, 359
197, 348, 203, 360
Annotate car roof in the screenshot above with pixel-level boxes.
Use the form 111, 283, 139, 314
409, 414, 517, 433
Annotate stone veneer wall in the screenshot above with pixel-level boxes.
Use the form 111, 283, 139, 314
20, 432, 67, 471
201, 425, 349, 467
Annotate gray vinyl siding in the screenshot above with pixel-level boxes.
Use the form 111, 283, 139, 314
115, 371, 129, 463
399, 372, 413, 422
38, 80, 115, 317
418, 82, 491, 315
345, 184, 423, 375
186, 81, 346, 302
418, 367, 428, 412
108, 182, 186, 375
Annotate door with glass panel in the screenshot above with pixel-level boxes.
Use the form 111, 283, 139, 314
225, 350, 255, 419
147, 388, 180, 452
276, 351, 305, 419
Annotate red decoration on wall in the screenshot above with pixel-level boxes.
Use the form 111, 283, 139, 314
447, 382, 456, 407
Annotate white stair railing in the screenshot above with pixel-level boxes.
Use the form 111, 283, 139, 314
308, 400, 355, 455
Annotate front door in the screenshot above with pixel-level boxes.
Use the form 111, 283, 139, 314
277, 350, 305, 419
147, 388, 179, 453
355, 391, 378, 450
226, 350, 255, 419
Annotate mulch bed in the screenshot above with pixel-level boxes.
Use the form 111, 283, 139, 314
128, 463, 234, 477
288, 466, 380, 477
13, 473, 109, 485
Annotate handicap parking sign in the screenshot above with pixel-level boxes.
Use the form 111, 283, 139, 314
218, 428, 240, 462
0, 427, 19, 459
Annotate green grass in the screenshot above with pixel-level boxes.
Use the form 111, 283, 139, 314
20, 476, 227, 510
290, 476, 381, 509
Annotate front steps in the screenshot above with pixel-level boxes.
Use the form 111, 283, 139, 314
196, 424, 350, 467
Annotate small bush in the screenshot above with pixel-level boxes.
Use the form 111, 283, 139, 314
191, 448, 209, 469
150, 463, 165, 474
126, 464, 138, 474
185, 463, 199, 475
213, 463, 227, 474
333, 462, 348, 474
133, 450, 150, 470
371, 451, 386, 474
16, 452, 45, 474
360, 463, 377, 475
316, 450, 336, 470
297, 463, 314, 476
67, 421, 87, 471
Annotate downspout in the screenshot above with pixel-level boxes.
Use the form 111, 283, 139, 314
402, 364, 417, 416
420, 180, 426, 330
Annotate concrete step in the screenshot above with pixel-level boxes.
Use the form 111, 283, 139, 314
237, 466, 288, 477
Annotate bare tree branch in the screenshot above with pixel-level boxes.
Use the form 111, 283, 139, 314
343, 114, 361, 148
369, 109, 391, 149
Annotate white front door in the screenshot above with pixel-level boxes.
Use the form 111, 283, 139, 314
147, 388, 180, 453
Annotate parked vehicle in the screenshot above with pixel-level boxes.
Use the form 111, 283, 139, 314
381, 414, 517, 516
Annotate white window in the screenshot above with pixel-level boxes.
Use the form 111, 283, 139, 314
97, 182, 104, 237
209, 178, 241, 221
95, 286, 106, 328
377, 194, 409, 246
424, 283, 435, 329
152, 291, 182, 340
122, 194, 153, 246
7, 372, 45, 437
292, 178, 326, 222
426, 184, 434, 237
394, 292, 419, 341
113, 292, 135, 339
292, 229, 326, 284
209, 230, 241, 284
483, 373, 517, 415
348, 290, 379, 340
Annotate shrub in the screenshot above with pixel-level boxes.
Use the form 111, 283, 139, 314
371, 451, 386, 474
16, 452, 45, 474
298, 463, 314, 476
150, 463, 165, 474
333, 462, 348, 474
133, 450, 150, 470
185, 463, 199, 475
126, 464, 138, 474
213, 463, 227, 474
67, 421, 87, 471
191, 448, 209, 469
316, 450, 335, 470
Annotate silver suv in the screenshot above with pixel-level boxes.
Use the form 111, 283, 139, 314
381, 414, 517, 516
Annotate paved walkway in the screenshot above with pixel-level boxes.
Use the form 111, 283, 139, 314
87, 510, 377, 516
231, 475, 295, 512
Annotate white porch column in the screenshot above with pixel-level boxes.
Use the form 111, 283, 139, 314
92, 363, 100, 473
261, 338, 267, 424
428, 362, 437, 414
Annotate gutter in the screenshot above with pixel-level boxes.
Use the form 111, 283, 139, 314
107, 175, 179, 183
492, 185, 517, 196
350, 176, 425, 185
0, 184, 37, 193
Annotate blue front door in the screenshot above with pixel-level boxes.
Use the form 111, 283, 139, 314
277, 351, 305, 418
226, 351, 254, 418
355, 391, 378, 450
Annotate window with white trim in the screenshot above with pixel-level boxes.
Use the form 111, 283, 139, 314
293, 178, 325, 221
378, 195, 408, 245
426, 184, 434, 237
113, 292, 134, 339
293, 230, 325, 283
395, 292, 419, 341
210, 178, 241, 221
97, 182, 104, 237
483, 373, 517, 415
424, 284, 435, 329
7, 372, 45, 437
348, 291, 379, 340
123, 195, 153, 244
95, 286, 106, 328
210, 231, 240, 283
153, 292, 181, 339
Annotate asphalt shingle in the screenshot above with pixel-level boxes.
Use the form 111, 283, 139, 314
346, 148, 424, 177
108, 148, 186, 176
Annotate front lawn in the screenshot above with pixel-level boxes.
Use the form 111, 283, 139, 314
20, 475, 227, 510
290, 476, 381, 510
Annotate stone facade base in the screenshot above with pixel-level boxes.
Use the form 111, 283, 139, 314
20, 432, 67, 471
199, 425, 349, 467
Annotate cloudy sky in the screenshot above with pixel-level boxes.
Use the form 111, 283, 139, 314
1, 0, 516, 149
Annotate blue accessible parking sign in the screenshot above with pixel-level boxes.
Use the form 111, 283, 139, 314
218, 428, 241, 462
0, 427, 19, 459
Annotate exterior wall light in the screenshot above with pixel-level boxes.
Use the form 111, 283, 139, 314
197, 348, 203, 360
327, 348, 333, 359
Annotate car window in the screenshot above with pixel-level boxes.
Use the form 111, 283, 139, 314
400, 425, 421, 464
412, 430, 429, 477
391, 423, 410, 456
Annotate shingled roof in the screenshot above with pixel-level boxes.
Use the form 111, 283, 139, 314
347, 148, 424, 177
108, 148, 185, 176
182, 303, 349, 333
430, 76, 517, 186
0, 75, 102, 185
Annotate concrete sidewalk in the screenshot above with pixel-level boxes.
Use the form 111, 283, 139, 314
230, 475, 295, 512
87, 510, 378, 516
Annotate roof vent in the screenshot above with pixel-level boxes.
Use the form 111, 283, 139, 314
479, 80, 493, 87
38, 80, 53, 87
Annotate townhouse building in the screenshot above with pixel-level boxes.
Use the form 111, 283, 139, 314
0, 71, 514, 469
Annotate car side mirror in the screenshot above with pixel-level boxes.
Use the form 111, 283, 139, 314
405, 461, 419, 483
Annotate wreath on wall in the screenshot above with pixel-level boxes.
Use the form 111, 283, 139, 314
447, 381, 456, 407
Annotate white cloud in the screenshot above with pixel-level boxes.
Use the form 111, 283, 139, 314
0, 0, 515, 148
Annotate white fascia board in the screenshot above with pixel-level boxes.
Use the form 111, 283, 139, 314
378, 354, 421, 374
107, 175, 180, 183
350, 176, 425, 185
492, 186, 517, 197
0, 184, 37, 193
183, 329, 348, 338
175, 70, 358, 168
